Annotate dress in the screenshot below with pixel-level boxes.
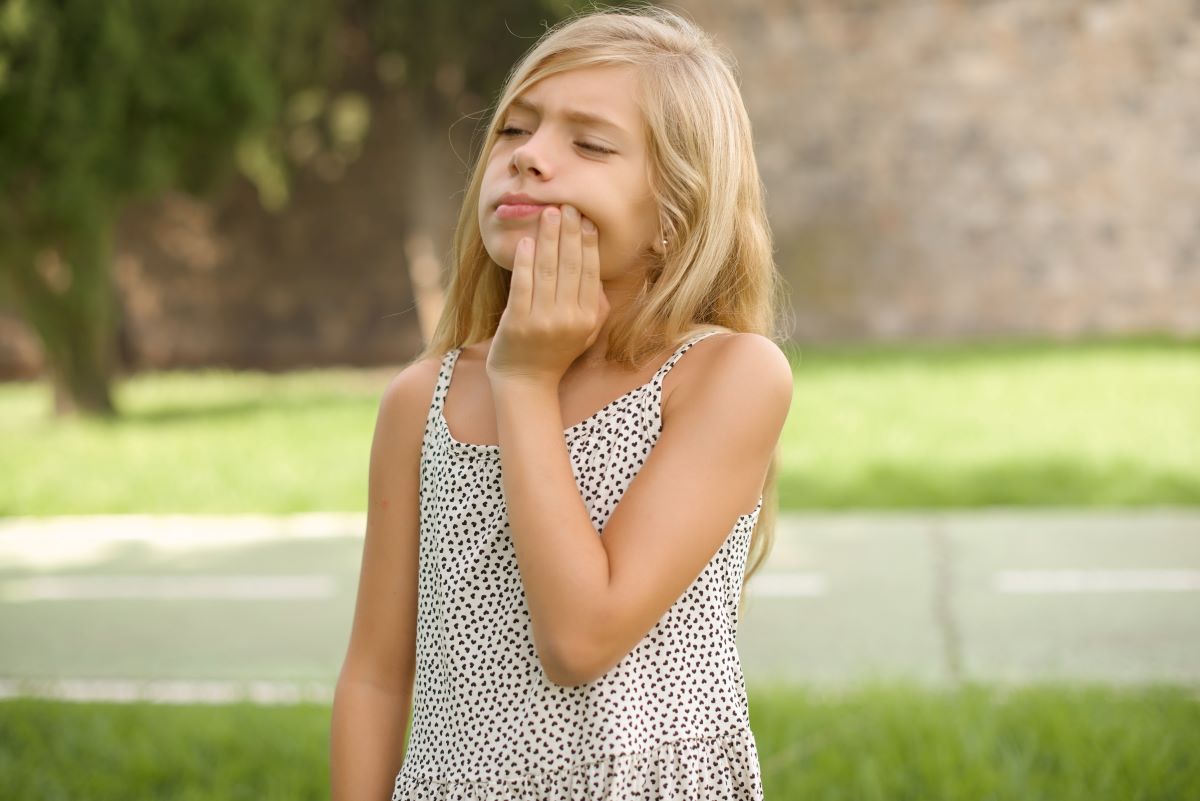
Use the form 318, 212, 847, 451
392, 330, 765, 800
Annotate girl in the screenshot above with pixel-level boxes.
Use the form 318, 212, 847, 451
331, 6, 792, 800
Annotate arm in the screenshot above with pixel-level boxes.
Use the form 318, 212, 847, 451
330, 357, 435, 801
492, 333, 793, 686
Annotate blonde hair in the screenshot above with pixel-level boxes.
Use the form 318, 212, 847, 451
415, 4, 791, 613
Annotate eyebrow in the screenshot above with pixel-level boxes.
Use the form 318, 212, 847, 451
506, 97, 630, 141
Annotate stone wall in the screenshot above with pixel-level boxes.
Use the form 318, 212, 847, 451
684, 0, 1200, 341
2, 0, 1197, 378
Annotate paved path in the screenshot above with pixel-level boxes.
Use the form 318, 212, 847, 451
1, 509, 1197, 703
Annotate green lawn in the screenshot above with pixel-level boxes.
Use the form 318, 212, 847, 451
1, 678, 1195, 800
780, 335, 1199, 508
1, 335, 1197, 516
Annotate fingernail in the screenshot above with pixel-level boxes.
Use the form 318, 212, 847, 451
581, 217, 596, 233
544, 206, 560, 221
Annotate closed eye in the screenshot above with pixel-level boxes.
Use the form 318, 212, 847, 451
498, 127, 615, 155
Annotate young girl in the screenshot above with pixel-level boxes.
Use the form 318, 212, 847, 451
331, 6, 792, 800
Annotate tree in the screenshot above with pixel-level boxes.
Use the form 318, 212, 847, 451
0, 0, 623, 418
0, 0, 339, 416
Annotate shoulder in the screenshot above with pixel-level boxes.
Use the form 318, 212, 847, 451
666, 331, 793, 421
373, 352, 448, 448
382, 352, 445, 412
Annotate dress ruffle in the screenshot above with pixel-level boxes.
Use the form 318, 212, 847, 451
391, 728, 763, 801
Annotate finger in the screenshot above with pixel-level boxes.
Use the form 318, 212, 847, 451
557, 204, 583, 307
532, 205, 560, 312
578, 215, 601, 312
509, 236, 534, 317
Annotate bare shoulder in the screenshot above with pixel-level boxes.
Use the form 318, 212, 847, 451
378, 353, 445, 426
363, 353, 446, 468
666, 331, 793, 419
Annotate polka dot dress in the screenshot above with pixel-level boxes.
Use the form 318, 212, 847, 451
392, 330, 765, 800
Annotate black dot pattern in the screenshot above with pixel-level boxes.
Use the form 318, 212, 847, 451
392, 331, 765, 800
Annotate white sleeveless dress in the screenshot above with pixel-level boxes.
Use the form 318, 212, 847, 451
392, 330, 765, 800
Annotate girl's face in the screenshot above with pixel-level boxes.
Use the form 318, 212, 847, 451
477, 64, 660, 282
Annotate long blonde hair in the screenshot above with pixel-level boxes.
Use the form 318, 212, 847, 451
415, 4, 792, 613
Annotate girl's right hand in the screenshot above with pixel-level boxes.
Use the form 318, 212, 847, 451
486, 204, 609, 389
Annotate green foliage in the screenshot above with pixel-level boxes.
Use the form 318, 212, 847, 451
0, 0, 631, 236
0, 0, 338, 241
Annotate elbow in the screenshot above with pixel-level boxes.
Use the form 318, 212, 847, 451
543, 663, 589, 689
536, 597, 616, 687
540, 633, 603, 688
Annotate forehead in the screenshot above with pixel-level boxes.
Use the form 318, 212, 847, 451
506, 64, 644, 139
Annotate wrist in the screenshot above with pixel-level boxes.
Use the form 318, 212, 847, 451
489, 375, 559, 399
487, 368, 560, 393
489, 375, 562, 426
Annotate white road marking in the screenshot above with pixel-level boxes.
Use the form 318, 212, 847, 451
995, 569, 1200, 593
0, 677, 333, 705
0, 574, 337, 601
746, 572, 828, 597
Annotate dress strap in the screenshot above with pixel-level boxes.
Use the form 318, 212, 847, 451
428, 335, 724, 431
650, 330, 728, 388
425, 347, 463, 432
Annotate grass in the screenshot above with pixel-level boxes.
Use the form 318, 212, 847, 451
0, 334, 1197, 516
780, 334, 1200, 508
750, 678, 1200, 800
1, 678, 1196, 800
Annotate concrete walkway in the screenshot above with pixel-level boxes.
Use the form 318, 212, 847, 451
1, 509, 1197, 703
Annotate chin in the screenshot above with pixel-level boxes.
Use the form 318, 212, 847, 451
481, 247, 514, 272
479, 233, 519, 271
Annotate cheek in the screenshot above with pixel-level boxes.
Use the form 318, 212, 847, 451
591, 211, 646, 255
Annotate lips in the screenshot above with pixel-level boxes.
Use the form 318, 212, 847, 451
495, 193, 561, 220
496, 192, 554, 207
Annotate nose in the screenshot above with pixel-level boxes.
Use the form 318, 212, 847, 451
510, 134, 553, 179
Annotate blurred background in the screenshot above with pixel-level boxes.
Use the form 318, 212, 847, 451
1, 1, 1197, 799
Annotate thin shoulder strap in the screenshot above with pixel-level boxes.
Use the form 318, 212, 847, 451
650, 330, 727, 387
425, 346, 464, 432
428, 335, 720, 429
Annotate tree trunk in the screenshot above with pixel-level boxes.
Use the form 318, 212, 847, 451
7, 219, 120, 419
399, 94, 464, 347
